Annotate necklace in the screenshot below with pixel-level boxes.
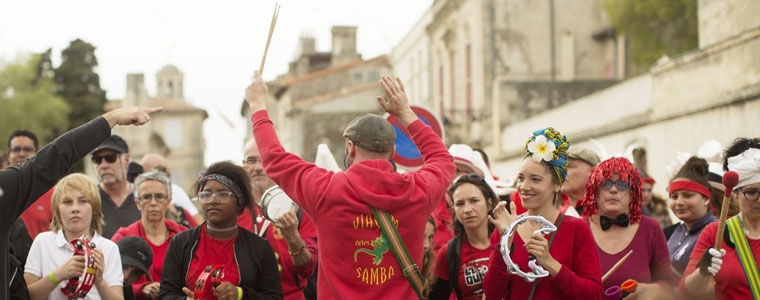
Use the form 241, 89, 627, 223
206, 223, 239, 232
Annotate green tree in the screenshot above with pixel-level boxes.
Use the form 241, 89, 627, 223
0, 54, 71, 149
54, 39, 107, 131
604, 0, 698, 72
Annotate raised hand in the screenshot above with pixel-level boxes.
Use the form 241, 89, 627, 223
489, 201, 517, 236
273, 211, 300, 238
245, 70, 269, 113
103, 107, 163, 128
377, 76, 417, 126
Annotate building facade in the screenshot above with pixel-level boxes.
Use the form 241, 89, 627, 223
100, 65, 208, 193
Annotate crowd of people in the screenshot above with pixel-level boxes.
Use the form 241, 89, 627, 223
1, 71, 758, 300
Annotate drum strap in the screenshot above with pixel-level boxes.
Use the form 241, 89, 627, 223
371, 208, 424, 298
727, 216, 760, 300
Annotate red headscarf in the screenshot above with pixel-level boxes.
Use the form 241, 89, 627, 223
580, 157, 643, 224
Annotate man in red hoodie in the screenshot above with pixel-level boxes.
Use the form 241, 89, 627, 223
245, 71, 455, 300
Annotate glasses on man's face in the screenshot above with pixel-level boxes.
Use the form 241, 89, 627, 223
737, 188, 760, 202
601, 180, 631, 191
138, 193, 169, 203
92, 153, 119, 165
197, 191, 235, 203
10, 146, 35, 153
242, 157, 262, 166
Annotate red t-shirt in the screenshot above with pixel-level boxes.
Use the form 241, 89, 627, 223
433, 239, 490, 300
186, 226, 240, 299
680, 221, 760, 299
20, 187, 54, 238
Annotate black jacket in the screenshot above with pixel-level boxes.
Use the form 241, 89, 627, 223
159, 224, 283, 300
0, 117, 112, 300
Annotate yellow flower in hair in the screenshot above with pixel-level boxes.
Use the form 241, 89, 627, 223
527, 135, 556, 162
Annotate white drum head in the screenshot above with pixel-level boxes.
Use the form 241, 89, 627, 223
260, 186, 298, 222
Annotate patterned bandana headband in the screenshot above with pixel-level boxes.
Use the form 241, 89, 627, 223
198, 172, 244, 207
525, 127, 570, 184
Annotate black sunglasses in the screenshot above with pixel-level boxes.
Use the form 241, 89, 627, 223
92, 153, 119, 165
601, 180, 631, 191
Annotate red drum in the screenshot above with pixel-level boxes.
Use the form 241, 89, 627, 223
259, 186, 298, 222
61, 235, 97, 299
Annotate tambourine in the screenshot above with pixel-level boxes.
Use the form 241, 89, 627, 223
499, 215, 557, 282
194, 265, 225, 300
260, 186, 298, 222
61, 235, 97, 299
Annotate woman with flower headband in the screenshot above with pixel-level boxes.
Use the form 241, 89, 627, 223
24, 173, 124, 300
483, 127, 602, 300
159, 161, 282, 300
580, 157, 675, 297
680, 138, 760, 299
428, 172, 499, 299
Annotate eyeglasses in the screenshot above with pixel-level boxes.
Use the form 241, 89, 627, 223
242, 157, 262, 166
453, 173, 485, 184
92, 153, 119, 165
197, 191, 235, 203
601, 180, 631, 191
138, 193, 169, 203
10, 146, 35, 153
737, 188, 760, 202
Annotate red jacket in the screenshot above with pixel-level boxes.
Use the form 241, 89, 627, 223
112, 219, 188, 300
252, 111, 455, 300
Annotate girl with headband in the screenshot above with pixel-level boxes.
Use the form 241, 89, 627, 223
666, 156, 718, 278
483, 127, 602, 299
24, 173, 123, 300
580, 157, 675, 297
159, 161, 282, 300
681, 139, 760, 299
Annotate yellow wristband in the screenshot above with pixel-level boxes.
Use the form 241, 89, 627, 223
237, 286, 243, 300
48, 272, 59, 286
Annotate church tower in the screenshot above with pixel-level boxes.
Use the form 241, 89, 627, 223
156, 65, 185, 100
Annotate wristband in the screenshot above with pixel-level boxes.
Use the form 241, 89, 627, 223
237, 286, 243, 300
288, 245, 306, 256
49, 272, 60, 286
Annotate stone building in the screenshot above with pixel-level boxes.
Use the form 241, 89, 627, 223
390, 0, 620, 149
99, 65, 208, 193
243, 26, 392, 163
490, 0, 760, 196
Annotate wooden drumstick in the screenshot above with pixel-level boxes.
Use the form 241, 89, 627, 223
259, 3, 280, 74
714, 171, 739, 250
602, 250, 633, 281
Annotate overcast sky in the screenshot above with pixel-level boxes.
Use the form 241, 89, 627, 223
0, 0, 433, 164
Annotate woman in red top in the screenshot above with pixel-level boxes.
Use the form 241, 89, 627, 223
681, 138, 760, 299
429, 173, 499, 299
111, 170, 188, 299
159, 162, 281, 300
483, 127, 603, 300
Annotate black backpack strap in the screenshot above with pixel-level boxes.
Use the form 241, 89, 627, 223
447, 237, 462, 299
